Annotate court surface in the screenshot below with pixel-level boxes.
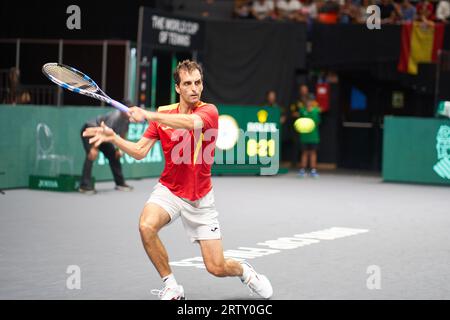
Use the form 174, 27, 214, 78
1, 171, 449, 300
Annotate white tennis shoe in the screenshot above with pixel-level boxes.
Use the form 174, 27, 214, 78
240, 261, 273, 299
151, 285, 185, 300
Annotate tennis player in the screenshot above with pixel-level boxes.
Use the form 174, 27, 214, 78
83, 60, 273, 300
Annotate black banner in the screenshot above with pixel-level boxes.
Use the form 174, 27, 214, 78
202, 20, 307, 109
140, 8, 205, 51
309, 24, 402, 69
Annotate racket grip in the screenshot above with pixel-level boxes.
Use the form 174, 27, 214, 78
110, 100, 129, 113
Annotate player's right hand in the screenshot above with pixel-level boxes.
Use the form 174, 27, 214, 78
82, 121, 115, 147
128, 106, 148, 123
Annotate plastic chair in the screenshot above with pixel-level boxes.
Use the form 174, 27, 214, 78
34, 123, 74, 176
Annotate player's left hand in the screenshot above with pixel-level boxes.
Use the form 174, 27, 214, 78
83, 121, 115, 148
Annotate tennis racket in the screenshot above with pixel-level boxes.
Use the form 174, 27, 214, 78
42, 63, 129, 112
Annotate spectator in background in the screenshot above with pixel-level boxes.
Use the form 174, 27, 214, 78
265, 89, 279, 108
436, 0, 450, 22
340, 0, 359, 23
234, 0, 253, 19
300, 0, 319, 23
18, 91, 31, 104
396, 0, 416, 23
79, 102, 133, 194
290, 84, 310, 121
175, 0, 241, 19
276, 0, 303, 21
4, 67, 32, 105
251, 0, 276, 20
415, 0, 435, 23
290, 84, 310, 167
357, 0, 374, 24
6, 67, 20, 104
265, 90, 287, 124
295, 84, 310, 110
317, 0, 340, 24
292, 93, 322, 178
265, 89, 290, 167
379, 0, 397, 24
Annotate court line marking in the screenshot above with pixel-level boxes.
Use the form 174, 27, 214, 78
169, 227, 369, 269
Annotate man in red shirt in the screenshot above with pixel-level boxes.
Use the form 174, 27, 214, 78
83, 60, 273, 300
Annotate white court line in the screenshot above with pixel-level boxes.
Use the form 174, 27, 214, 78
169, 227, 369, 269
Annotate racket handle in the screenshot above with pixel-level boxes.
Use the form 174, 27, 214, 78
110, 100, 129, 113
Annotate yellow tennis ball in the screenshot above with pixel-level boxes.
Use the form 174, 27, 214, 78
294, 117, 315, 133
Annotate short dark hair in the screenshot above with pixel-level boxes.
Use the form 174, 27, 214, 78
173, 60, 203, 86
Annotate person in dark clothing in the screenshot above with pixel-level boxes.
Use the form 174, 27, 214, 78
379, 0, 397, 24
79, 104, 133, 194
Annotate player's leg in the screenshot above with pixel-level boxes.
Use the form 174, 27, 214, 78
179, 193, 230, 277
182, 188, 272, 298
141, 186, 185, 300
198, 239, 242, 277
199, 239, 273, 299
139, 203, 172, 278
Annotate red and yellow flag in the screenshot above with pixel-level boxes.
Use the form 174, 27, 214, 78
398, 22, 445, 75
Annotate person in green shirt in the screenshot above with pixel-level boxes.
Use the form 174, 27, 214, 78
293, 95, 321, 177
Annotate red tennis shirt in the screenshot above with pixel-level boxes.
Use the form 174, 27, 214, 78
143, 101, 219, 201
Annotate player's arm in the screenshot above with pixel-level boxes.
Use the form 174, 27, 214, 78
113, 134, 156, 160
82, 121, 156, 160
113, 129, 129, 158
127, 107, 203, 130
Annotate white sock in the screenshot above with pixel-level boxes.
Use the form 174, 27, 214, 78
162, 273, 178, 288
239, 263, 251, 282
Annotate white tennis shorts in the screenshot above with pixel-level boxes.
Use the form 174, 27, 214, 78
146, 183, 221, 243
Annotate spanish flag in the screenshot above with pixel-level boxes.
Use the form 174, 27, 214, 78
398, 22, 445, 75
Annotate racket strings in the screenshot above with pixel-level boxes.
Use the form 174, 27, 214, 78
43, 64, 97, 92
